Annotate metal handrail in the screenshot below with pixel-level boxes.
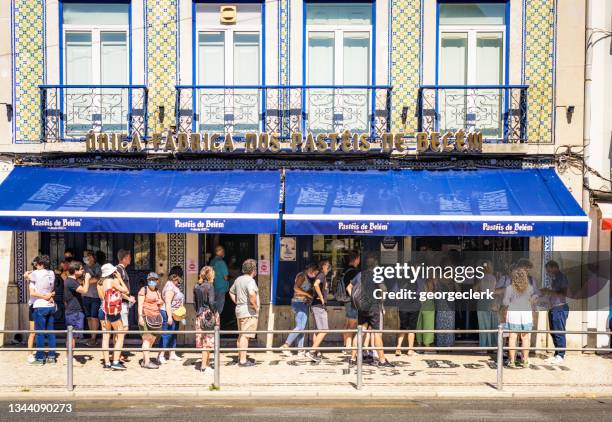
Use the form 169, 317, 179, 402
176, 84, 392, 90
2, 326, 610, 392
419, 84, 529, 90
39, 84, 148, 89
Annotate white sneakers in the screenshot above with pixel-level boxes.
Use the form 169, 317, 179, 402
26, 354, 35, 364
544, 355, 565, 365
169, 354, 183, 361
158, 355, 167, 365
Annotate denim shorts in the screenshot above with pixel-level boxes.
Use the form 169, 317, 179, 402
345, 302, 358, 320
65, 311, 85, 338
98, 308, 121, 323
82, 297, 102, 319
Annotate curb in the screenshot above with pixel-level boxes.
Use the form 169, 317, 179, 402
1, 390, 612, 400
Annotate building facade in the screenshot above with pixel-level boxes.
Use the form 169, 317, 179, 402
0, 0, 608, 349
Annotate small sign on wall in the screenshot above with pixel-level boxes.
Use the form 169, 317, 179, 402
258, 259, 271, 276
187, 258, 198, 274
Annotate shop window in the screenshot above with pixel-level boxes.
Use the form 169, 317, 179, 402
305, 3, 372, 133
312, 235, 362, 295
62, 3, 129, 136
196, 3, 262, 132
438, 2, 506, 137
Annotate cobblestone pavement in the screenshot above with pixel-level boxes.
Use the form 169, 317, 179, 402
1, 348, 611, 398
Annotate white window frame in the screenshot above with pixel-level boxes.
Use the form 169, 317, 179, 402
305, 24, 372, 86
196, 26, 262, 86
63, 24, 129, 85
437, 24, 506, 85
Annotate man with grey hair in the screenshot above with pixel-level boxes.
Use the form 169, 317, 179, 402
229, 259, 259, 367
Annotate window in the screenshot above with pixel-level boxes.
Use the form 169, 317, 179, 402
305, 3, 372, 133
438, 2, 506, 138
62, 3, 129, 136
196, 4, 262, 133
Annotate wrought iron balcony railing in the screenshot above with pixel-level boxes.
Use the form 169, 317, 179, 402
40, 84, 148, 142
175, 85, 392, 138
417, 85, 528, 143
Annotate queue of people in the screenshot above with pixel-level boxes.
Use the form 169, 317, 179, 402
23, 246, 573, 372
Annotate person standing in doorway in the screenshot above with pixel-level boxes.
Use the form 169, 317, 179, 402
28, 255, 57, 365
116, 249, 135, 334
210, 246, 230, 317
229, 259, 259, 367
138, 272, 164, 369
475, 260, 499, 352
82, 250, 102, 346
504, 268, 538, 368
348, 256, 394, 368
542, 260, 569, 365
342, 251, 360, 355
306, 260, 332, 362
279, 263, 316, 357
63, 261, 90, 354
158, 269, 185, 364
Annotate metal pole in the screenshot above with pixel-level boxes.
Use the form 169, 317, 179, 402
67, 326, 74, 391
356, 326, 363, 390
496, 323, 504, 391
213, 326, 220, 389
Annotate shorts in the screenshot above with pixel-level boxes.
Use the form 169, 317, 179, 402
399, 310, 419, 330
345, 302, 358, 320
506, 322, 533, 332
312, 306, 329, 330
82, 297, 102, 319
65, 311, 85, 338
120, 302, 130, 327
358, 307, 381, 330
98, 308, 121, 323
28, 305, 34, 322
237, 316, 258, 339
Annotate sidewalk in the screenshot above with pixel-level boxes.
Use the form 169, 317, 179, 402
1, 349, 611, 398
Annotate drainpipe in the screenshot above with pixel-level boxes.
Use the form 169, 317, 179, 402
582, 0, 593, 345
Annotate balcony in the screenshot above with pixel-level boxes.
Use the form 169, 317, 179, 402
417, 85, 528, 143
40, 85, 148, 142
175, 85, 392, 138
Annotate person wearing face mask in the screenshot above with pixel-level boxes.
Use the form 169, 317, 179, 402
158, 267, 186, 364
279, 263, 317, 357
53, 259, 69, 329
138, 273, 164, 369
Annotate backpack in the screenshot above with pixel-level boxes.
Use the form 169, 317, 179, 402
103, 287, 123, 316
351, 274, 365, 311
334, 273, 351, 303
195, 283, 216, 331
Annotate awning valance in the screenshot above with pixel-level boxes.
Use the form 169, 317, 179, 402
283, 168, 588, 236
0, 167, 281, 233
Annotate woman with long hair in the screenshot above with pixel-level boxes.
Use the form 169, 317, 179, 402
279, 263, 317, 357
194, 266, 219, 373
503, 268, 538, 368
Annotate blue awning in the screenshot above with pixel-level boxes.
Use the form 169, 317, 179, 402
0, 167, 281, 233
284, 168, 588, 236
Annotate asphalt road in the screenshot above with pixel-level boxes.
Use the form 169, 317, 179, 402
1, 398, 611, 422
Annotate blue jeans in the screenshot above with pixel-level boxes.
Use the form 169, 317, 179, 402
160, 310, 179, 351
34, 307, 56, 361
549, 304, 569, 358
215, 290, 226, 316
285, 301, 309, 348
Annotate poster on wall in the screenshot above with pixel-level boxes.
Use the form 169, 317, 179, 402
380, 236, 399, 265
186, 258, 198, 274
258, 259, 271, 275
280, 237, 297, 261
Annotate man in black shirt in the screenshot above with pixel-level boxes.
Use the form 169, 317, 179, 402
342, 251, 360, 353
64, 261, 90, 349
116, 249, 135, 330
